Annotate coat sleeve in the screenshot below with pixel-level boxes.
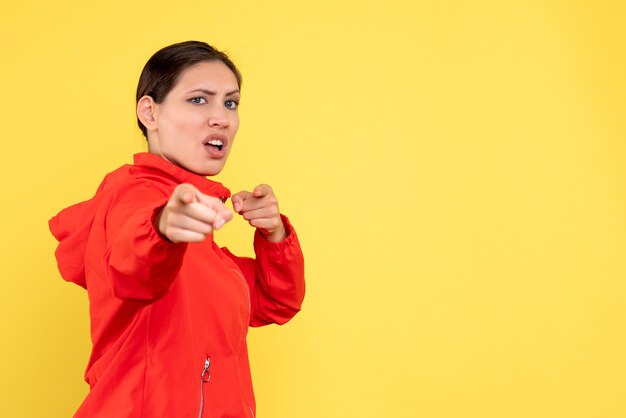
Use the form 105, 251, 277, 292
103, 182, 188, 302
222, 215, 305, 327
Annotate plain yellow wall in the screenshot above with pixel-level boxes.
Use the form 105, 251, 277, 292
1, 1, 625, 417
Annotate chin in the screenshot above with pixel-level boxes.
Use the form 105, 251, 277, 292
175, 153, 229, 177
194, 163, 226, 177
200, 170, 222, 177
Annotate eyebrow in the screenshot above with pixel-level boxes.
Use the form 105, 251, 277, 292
188, 88, 240, 96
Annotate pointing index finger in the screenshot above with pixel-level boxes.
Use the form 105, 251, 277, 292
231, 190, 253, 213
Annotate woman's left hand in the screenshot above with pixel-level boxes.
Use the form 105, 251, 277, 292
231, 184, 287, 242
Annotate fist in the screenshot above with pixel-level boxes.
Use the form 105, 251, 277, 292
231, 184, 286, 242
156, 183, 233, 243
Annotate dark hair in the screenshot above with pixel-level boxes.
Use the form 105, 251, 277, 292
136, 40, 242, 138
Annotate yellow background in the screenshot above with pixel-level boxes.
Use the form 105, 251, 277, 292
1, 1, 625, 417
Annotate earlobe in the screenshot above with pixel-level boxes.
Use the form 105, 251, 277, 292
137, 96, 158, 130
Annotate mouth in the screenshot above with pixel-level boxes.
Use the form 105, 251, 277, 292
205, 138, 224, 151
202, 134, 228, 158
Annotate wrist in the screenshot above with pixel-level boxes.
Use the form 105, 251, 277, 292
260, 222, 287, 243
153, 207, 173, 242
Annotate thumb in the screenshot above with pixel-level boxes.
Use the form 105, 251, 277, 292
181, 191, 197, 205
253, 184, 272, 198
175, 184, 201, 205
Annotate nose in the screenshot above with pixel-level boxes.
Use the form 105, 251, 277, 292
207, 103, 229, 128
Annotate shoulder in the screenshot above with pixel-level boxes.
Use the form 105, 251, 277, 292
104, 163, 179, 196
91, 164, 177, 215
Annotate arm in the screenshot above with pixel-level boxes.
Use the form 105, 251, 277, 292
104, 183, 186, 302
222, 215, 305, 326
229, 185, 306, 326
105, 182, 232, 302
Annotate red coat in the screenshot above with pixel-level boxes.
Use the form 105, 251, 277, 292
49, 153, 305, 418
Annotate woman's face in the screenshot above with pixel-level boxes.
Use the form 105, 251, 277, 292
145, 60, 240, 176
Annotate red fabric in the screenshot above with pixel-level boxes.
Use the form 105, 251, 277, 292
49, 153, 305, 418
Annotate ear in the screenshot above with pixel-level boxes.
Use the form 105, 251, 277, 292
137, 95, 159, 131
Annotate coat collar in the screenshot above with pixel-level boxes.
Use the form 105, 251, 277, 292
133, 153, 231, 201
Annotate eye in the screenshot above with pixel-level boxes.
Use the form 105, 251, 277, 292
225, 99, 239, 109
189, 97, 207, 104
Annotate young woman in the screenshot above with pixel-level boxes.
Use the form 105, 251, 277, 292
49, 41, 305, 418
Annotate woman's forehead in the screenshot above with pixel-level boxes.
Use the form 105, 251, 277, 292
175, 61, 239, 91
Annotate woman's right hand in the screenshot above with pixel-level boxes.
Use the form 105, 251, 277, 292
155, 183, 233, 243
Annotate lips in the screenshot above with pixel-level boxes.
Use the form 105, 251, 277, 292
202, 134, 228, 158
